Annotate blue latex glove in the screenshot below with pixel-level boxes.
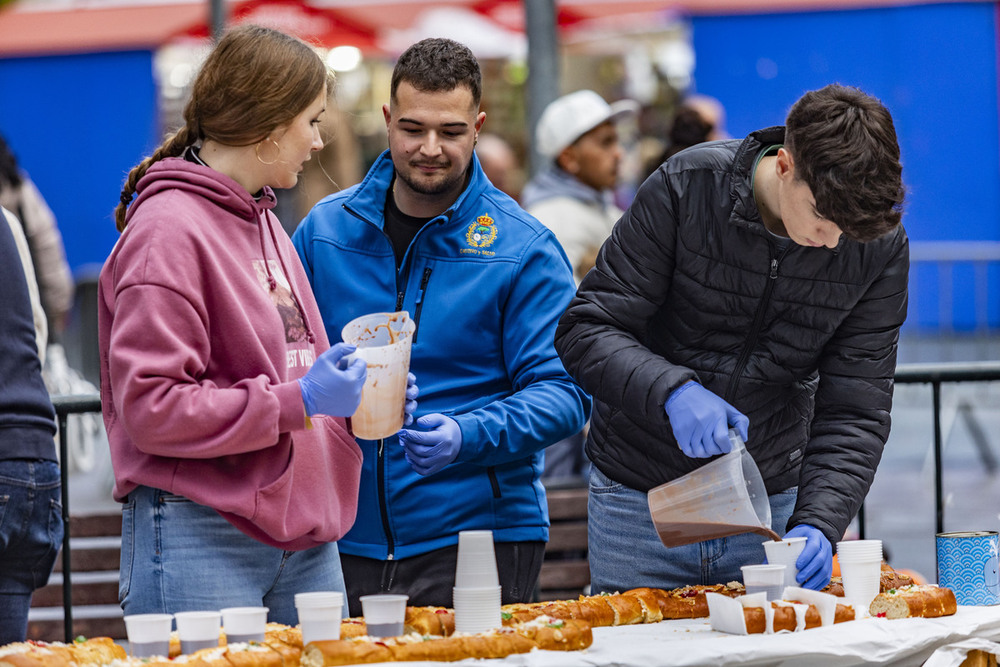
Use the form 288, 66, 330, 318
298, 343, 367, 417
664, 381, 749, 458
785, 524, 834, 590
397, 414, 462, 476
404, 373, 419, 426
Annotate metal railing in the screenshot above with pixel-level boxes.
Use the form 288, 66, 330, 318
52, 393, 102, 643
907, 241, 1000, 334
857, 361, 1000, 541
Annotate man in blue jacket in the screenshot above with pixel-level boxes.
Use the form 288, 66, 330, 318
293, 38, 590, 616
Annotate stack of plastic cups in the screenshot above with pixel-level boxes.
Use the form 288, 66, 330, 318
453, 530, 502, 633
836, 539, 883, 618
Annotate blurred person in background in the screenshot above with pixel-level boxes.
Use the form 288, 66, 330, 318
556, 84, 908, 594
294, 37, 590, 616
521, 90, 638, 287
0, 134, 74, 343
641, 94, 729, 181
99, 25, 388, 622
475, 132, 522, 201
0, 207, 62, 644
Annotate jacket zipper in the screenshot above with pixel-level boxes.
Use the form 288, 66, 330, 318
411, 268, 432, 344
376, 438, 394, 559
487, 467, 501, 498
725, 248, 788, 402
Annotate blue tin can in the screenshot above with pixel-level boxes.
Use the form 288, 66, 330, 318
936, 531, 1000, 605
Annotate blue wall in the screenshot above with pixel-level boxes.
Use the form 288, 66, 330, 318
690, 2, 1000, 330
0, 49, 160, 275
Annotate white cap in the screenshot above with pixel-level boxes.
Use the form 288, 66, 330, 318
535, 89, 639, 159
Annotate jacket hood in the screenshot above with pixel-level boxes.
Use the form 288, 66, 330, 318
520, 166, 613, 210
127, 156, 276, 227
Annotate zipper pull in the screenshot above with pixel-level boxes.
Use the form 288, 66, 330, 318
770, 258, 778, 279
395, 291, 405, 311
415, 267, 432, 305
378, 437, 384, 456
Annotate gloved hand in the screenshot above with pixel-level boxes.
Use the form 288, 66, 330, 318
664, 381, 749, 458
404, 373, 419, 426
784, 524, 834, 590
397, 414, 462, 476
298, 343, 367, 417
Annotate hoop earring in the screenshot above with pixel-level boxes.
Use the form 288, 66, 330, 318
255, 139, 281, 166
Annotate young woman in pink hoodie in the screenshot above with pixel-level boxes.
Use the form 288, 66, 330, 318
99, 25, 413, 624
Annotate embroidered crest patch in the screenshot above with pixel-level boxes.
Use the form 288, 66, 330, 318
466, 215, 498, 249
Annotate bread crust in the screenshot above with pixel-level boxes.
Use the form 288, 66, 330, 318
744, 602, 855, 633
869, 585, 958, 619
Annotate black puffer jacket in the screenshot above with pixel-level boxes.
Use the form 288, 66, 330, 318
554, 127, 909, 548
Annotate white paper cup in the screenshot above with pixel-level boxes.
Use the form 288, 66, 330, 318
836, 539, 883, 561
221, 607, 269, 644
295, 592, 344, 643
741, 564, 786, 600
124, 613, 173, 657
359, 594, 408, 638
453, 585, 502, 633
763, 537, 807, 588
341, 311, 415, 440
455, 530, 499, 588
839, 558, 882, 616
174, 611, 221, 654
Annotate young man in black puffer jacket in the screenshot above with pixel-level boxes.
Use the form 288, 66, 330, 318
555, 84, 907, 594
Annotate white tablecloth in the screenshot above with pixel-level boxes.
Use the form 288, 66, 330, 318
357, 605, 1000, 667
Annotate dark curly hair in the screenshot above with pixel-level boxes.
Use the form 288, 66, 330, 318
785, 84, 905, 242
390, 38, 481, 107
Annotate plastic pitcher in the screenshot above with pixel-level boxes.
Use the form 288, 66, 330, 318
341, 311, 416, 440
648, 429, 775, 548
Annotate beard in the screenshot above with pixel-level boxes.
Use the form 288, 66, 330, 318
396, 159, 469, 197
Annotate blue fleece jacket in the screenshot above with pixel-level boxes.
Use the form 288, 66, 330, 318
293, 151, 591, 559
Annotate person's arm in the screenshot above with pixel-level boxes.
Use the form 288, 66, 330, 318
788, 228, 910, 548
554, 172, 697, 430
107, 282, 308, 459
431, 231, 591, 468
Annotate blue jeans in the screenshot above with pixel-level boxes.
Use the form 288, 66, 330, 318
0, 459, 63, 644
120, 486, 347, 625
588, 465, 797, 593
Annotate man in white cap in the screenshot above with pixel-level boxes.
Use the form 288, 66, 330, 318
521, 89, 638, 286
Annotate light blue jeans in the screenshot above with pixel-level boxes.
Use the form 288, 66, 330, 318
588, 465, 797, 594
120, 486, 347, 625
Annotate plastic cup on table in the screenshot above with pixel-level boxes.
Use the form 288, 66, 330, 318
359, 594, 409, 638
174, 610, 222, 654
837, 539, 884, 617
124, 613, 173, 658
763, 537, 808, 588
455, 530, 500, 588
741, 563, 787, 601
221, 606, 269, 644
295, 592, 344, 644
452, 585, 502, 633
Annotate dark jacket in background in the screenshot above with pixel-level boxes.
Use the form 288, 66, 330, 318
0, 207, 56, 460
554, 127, 909, 548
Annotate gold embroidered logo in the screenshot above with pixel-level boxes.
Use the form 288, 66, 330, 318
466, 215, 498, 249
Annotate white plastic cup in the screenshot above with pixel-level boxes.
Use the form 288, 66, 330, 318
836, 539, 883, 561
359, 594, 408, 637
741, 563, 787, 601
839, 559, 882, 616
763, 537, 807, 588
455, 530, 499, 588
295, 592, 344, 644
341, 311, 415, 440
453, 585, 502, 633
174, 611, 221, 654
124, 613, 173, 657
221, 606, 269, 644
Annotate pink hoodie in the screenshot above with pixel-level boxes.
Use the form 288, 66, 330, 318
98, 157, 361, 550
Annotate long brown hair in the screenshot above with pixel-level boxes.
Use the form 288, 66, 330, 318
115, 24, 332, 231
